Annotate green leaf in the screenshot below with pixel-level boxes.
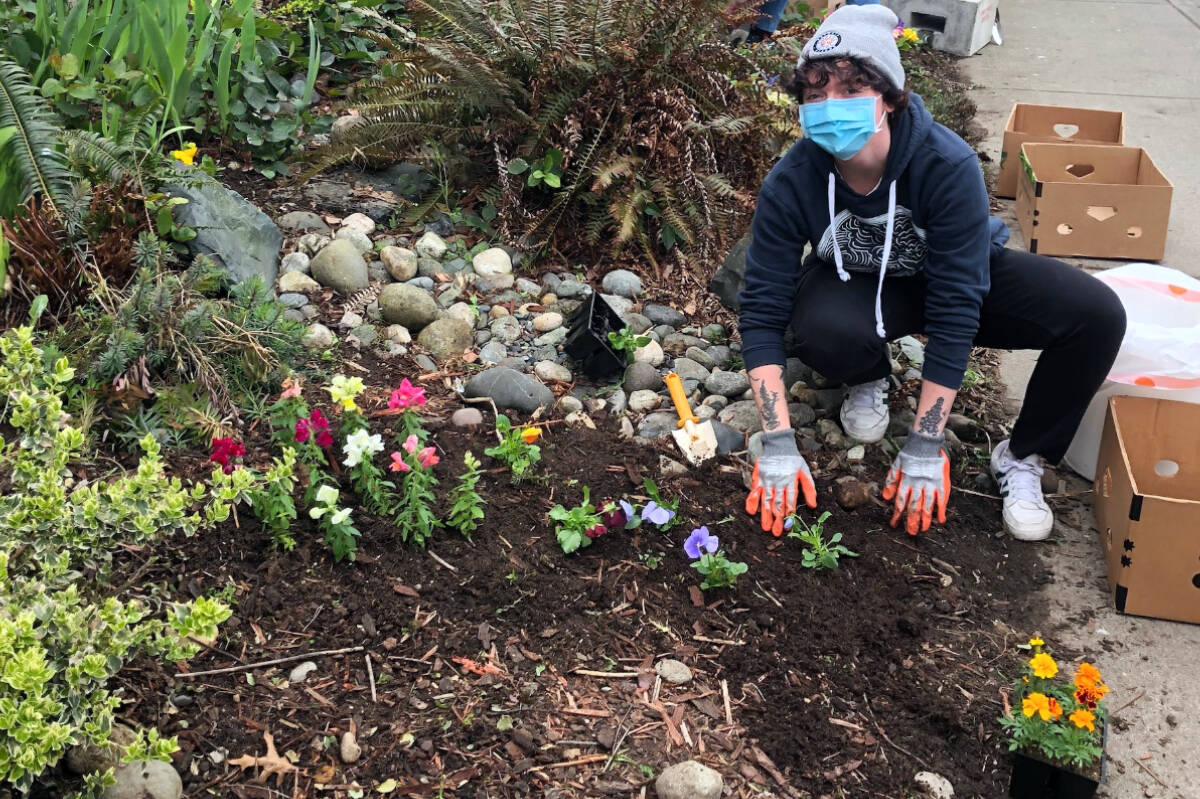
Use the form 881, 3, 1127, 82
506, 157, 529, 175
543, 172, 561, 188
39, 77, 66, 97
55, 53, 80, 80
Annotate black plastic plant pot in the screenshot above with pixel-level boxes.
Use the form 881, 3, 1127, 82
563, 293, 627, 380
1009, 723, 1107, 799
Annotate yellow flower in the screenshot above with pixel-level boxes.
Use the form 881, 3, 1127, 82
521, 427, 541, 444
326, 375, 365, 412
1075, 662, 1101, 687
171, 143, 198, 166
1069, 709, 1096, 732
1029, 653, 1058, 679
1028, 637, 1044, 648
903, 27, 920, 43
1022, 692, 1052, 721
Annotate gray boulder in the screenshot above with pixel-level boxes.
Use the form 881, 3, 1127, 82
642, 302, 686, 327
418, 318, 473, 360
623, 362, 662, 393
277, 210, 330, 235
464, 367, 553, 414
310, 239, 369, 296
601, 268, 643, 298
705, 370, 750, 398
379, 283, 439, 331
164, 170, 282, 287
708, 229, 751, 311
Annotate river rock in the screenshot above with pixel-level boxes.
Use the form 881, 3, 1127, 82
705, 370, 750, 398
418, 318, 473, 360
632, 339, 665, 367
555, 279, 589, 299
662, 333, 707, 356
533, 312, 563, 332
379, 283, 439, 331
711, 420, 745, 456
297, 232, 331, 257
627, 390, 662, 412
489, 315, 523, 344
472, 247, 513, 279
655, 760, 722, 799
280, 251, 311, 275
788, 402, 817, 427
718, 400, 761, 434
626, 312, 653, 334
334, 226, 373, 254
415, 231, 447, 259
103, 760, 182, 799
302, 323, 334, 350
642, 302, 685, 327
418, 256, 446, 278
654, 658, 693, 685
67, 724, 137, 775
623, 362, 662, 393
913, 771, 955, 799
310, 239, 369, 296
452, 408, 484, 427
407, 276, 435, 291
381, 246, 418, 281
601, 269, 642, 298
534, 360, 572, 382
339, 731, 361, 764
672, 358, 709, 383
636, 412, 678, 439
479, 340, 508, 364
533, 328, 567, 347
278, 271, 321, 294
684, 346, 714, 369
339, 212, 375, 235
464, 367, 554, 414
833, 476, 872, 510
289, 661, 318, 683
277, 210, 329, 235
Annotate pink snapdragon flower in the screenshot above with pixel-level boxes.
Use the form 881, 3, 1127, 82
388, 378, 427, 410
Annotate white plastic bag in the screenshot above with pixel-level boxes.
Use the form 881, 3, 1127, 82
1064, 263, 1200, 479
1098, 263, 1200, 388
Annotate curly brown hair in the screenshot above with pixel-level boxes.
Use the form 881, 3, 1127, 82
781, 57, 910, 115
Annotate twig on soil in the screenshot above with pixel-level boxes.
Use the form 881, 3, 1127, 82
574, 669, 641, 678
1111, 688, 1146, 718
543, 753, 610, 769
301, 606, 323, 632
427, 550, 459, 573
603, 704, 636, 771
176, 646, 365, 678
365, 653, 377, 703
1132, 756, 1169, 788
753, 580, 784, 609
862, 692, 930, 769
955, 486, 1001, 500
721, 679, 733, 726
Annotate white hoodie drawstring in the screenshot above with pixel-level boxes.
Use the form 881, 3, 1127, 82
826, 172, 896, 339
874, 180, 897, 339
827, 173, 850, 282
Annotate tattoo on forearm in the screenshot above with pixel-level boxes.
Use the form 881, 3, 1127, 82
917, 397, 946, 435
758, 381, 782, 431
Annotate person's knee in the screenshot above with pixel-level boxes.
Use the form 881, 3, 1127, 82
1083, 285, 1127, 353
790, 322, 882, 382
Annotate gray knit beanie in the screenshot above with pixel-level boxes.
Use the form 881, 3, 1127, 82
798, 5, 906, 93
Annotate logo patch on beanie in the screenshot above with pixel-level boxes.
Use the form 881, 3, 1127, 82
812, 31, 842, 53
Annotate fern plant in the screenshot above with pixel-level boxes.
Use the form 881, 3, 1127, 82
306, 0, 794, 272
0, 57, 75, 222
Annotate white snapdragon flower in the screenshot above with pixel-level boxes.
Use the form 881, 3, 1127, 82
342, 429, 384, 467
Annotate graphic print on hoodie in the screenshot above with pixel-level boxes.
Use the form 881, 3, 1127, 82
817, 204, 927, 277
737, 92, 1010, 390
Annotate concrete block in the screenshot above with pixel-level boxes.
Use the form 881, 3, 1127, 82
887, 0, 997, 56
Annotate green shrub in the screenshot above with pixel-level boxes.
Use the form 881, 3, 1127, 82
308, 0, 791, 268
0, 322, 243, 794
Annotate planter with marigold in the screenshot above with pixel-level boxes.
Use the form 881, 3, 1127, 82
1000, 638, 1109, 798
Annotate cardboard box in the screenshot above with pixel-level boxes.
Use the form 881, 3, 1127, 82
997, 104, 1125, 198
1093, 396, 1200, 625
886, 0, 997, 57
1016, 143, 1172, 261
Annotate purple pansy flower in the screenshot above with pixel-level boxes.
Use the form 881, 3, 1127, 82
684, 526, 719, 560
641, 501, 675, 527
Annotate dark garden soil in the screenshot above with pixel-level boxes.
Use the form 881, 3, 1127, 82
105, 344, 1051, 799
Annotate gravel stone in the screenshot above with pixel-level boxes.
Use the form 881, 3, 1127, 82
381, 246, 418, 281
451, 408, 484, 427
414, 231, 447, 259
654, 659, 693, 685
278, 271, 321, 294
685, 346, 715, 369
472, 247, 513, 278
379, 283, 439, 331
632, 339, 665, 367
334, 226, 373, 253
601, 269, 643, 298
289, 661, 318, 683
623, 362, 662, 393
417, 318, 473, 360
309, 239, 369, 295
277, 211, 329, 235
704, 370, 750, 398
464, 367, 554, 414
717, 400, 761, 434
655, 761, 722, 799
627, 390, 662, 412
636, 412, 678, 439
302, 323, 334, 350
642, 302, 686, 327
534, 361, 572, 382
280, 251, 311, 274
533, 312, 563, 332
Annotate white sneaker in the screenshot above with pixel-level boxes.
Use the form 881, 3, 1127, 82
839, 378, 890, 443
991, 439, 1054, 541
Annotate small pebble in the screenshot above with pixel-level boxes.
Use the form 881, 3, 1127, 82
339, 731, 361, 764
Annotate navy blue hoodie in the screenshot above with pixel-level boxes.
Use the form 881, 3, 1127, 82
738, 93, 1009, 389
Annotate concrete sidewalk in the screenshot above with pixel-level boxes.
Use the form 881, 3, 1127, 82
961, 1, 1200, 797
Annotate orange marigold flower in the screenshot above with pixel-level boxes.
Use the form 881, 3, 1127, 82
1022, 692, 1052, 721
521, 427, 541, 444
1047, 697, 1063, 720
1074, 679, 1109, 709
1069, 709, 1096, 732
1075, 662, 1102, 687
1029, 653, 1058, 679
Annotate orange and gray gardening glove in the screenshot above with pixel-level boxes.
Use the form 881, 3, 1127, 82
746, 430, 818, 537
882, 429, 951, 535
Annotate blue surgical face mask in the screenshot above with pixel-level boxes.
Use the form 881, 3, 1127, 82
800, 96, 884, 161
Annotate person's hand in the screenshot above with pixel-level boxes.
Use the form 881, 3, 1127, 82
882, 430, 950, 535
745, 430, 817, 537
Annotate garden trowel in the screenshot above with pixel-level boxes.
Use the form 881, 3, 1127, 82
664, 372, 718, 466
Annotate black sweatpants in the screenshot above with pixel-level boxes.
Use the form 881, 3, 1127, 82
787, 248, 1127, 464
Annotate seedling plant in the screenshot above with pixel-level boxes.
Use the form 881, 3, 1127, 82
607, 326, 650, 363
446, 451, 485, 538
485, 414, 541, 482
787, 511, 858, 570
684, 526, 747, 590
551, 486, 606, 554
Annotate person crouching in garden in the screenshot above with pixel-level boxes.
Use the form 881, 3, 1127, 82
738, 5, 1126, 541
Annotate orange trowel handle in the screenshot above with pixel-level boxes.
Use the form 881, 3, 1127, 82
664, 373, 698, 428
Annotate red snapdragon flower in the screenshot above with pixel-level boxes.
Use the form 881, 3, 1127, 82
388, 378, 427, 410
210, 437, 245, 474
294, 417, 310, 444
